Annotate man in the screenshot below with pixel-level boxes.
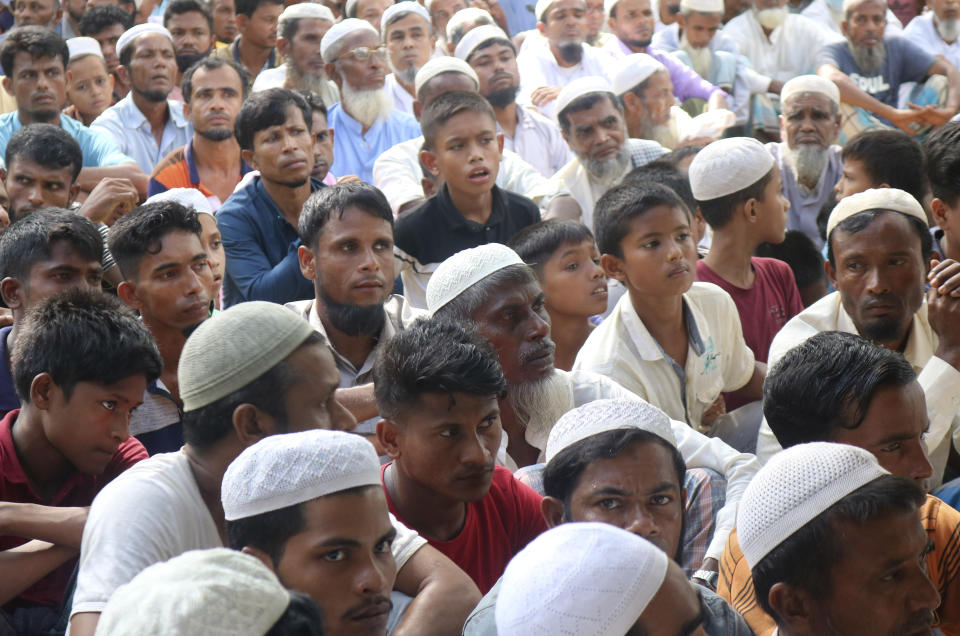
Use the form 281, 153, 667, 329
801, 0, 902, 36
456, 24, 571, 177
345, 0, 392, 30
321, 18, 421, 183
78, 5, 131, 96
767, 74, 842, 248
61, 0, 84, 38
91, 24, 193, 176
816, 0, 960, 137
298, 89, 337, 183
211, 0, 282, 82
0, 27, 146, 197
211, 0, 238, 46
68, 302, 481, 636
148, 57, 253, 209
427, 0, 465, 44
756, 188, 960, 485
445, 6, 495, 51
382, 1, 435, 116
162, 0, 215, 93
903, 0, 960, 69
12, 0, 60, 30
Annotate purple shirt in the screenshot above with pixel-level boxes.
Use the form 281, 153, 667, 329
611, 38, 723, 102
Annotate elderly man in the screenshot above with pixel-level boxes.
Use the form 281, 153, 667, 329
344, 0, 392, 30
12, 0, 60, 30
321, 18, 420, 183
382, 2, 435, 116
427, 0, 465, 48
801, 0, 902, 36
210, 0, 283, 81
904, 0, 960, 69
767, 75, 842, 247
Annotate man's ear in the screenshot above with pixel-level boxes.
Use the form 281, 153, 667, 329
325, 62, 342, 89
241, 148, 258, 171
116, 280, 143, 310
235, 12, 250, 33
622, 90, 642, 116
420, 148, 441, 177
675, 13, 685, 28
1, 277, 23, 309
413, 99, 422, 120
29, 372, 55, 410
932, 197, 951, 228
276, 36, 289, 57
824, 255, 837, 289
232, 403, 273, 447
241, 546, 277, 571
298, 244, 317, 280
540, 496, 565, 528
743, 197, 760, 224
66, 182, 80, 208
537, 20, 547, 36
600, 252, 627, 282
116, 65, 130, 86
1, 76, 13, 98
377, 418, 402, 459
767, 582, 820, 634
496, 132, 504, 155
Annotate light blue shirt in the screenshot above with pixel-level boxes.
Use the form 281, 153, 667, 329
91, 94, 193, 175
500, 0, 536, 36
0, 111, 134, 169
327, 103, 420, 184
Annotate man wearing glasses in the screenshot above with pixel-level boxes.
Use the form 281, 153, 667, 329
321, 18, 420, 182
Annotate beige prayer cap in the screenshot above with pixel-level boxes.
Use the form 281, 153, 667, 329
826, 188, 927, 238
680, 0, 723, 12
688, 137, 774, 201
780, 74, 840, 107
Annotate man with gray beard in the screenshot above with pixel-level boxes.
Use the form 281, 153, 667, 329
904, 0, 960, 70
381, 2, 436, 116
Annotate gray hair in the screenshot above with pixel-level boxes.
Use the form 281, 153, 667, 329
433, 264, 539, 323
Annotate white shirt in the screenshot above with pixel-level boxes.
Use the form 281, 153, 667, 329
499, 105, 572, 178
90, 94, 193, 175
903, 12, 960, 71
251, 65, 340, 108
385, 73, 416, 116
802, 0, 901, 36
515, 38, 615, 119
721, 11, 835, 82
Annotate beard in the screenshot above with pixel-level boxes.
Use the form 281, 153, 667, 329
176, 52, 209, 74
782, 143, 830, 192
679, 34, 712, 78
624, 35, 653, 49
389, 58, 420, 87
486, 85, 518, 108
26, 106, 58, 123
557, 41, 584, 63
847, 40, 886, 75
643, 121, 676, 148
936, 16, 960, 41
860, 315, 905, 344
198, 126, 234, 141
582, 144, 632, 186
507, 368, 575, 448
318, 284, 387, 337
136, 87, 169, 103
340, 80, 393, 128
288, 62, 338, 106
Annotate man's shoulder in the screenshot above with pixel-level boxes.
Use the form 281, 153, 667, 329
93, 451, 192, 502
218, 178, 262, 217
150, 145, 188, 179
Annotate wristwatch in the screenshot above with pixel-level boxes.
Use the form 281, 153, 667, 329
692, 569, 719, 589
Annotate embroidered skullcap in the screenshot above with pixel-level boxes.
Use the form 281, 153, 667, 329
680, 0, 724, 12
426, 243, 524, 313
545, 398, 676, 462
116, 23, 172, 57
95, 548, 290, 636
446, 7, 494, 43
279, 2, 335, 23
454, 24, 510, 61
780, 74, 840, 106
535, 0, 556, 20
737, 442, 889, 569
179, 301, 315, 412
381, 1, 431, 34
145, 187, 214, 217
612, 53, 667, 96
556, 76, 614, 119
67, 36, 104, 60
495, 523, 668, 635
320, 17, 378, 62
414, 55, 479, 97
826, 187, 927, 238
688, 136, 774, 201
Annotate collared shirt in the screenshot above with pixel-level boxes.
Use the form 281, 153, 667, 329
217, 175, 324, 306
0, 112, 133, 169
515, 38, 615, 119
0, 326, 18, 416
904, 12, 960, 70
767, 141, 842, 248
147, 139, 253, 211
327, 102, 421, 183
91, 94, 194, 175
499, 105, 572, 178
721, 11, 835, 81
603, 40, 725, 103
284, 295, 427, 433
385, 73, 415, 116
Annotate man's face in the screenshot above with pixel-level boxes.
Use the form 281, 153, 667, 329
826, 211, 926, 349
835, 157, 875, 200
931, 0, 960, 31
309, 109, 334, 180
542, 0, 587, 47
680, 10, 721, 48
244, 104, 313, 187
197, 214, 224, 297
385, 13, 435, 85
585, 0, 605, 38
8, 53, 66, 123
276, 342, 358, 433
843, 1, 886, 48
332, 30, 387, 91
212, 0, 239, 42
91, 23, 125, 73
286, 17, 331, 78
65, 0, 85, 21
13, 0, 60, 28
5, 156, 75, 220
273, 490, 397, 636
185, 63, 244, 141
607, 0, 654, 48
19, 241, 102, 309
239, 2, 282, 49
471, 279, 555, 385
167, 10, 215, 70
634, 562, 709, 636
424, 110, 503, 199
428, 0, 464, 39
126, 33, 177, 102
637, 71, 674, 127
562, 96, 628, 167
780, 92, 840, 150
354, 0, 392, 30
470, 42, 519, 101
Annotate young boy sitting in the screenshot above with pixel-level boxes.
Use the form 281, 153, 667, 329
834, 129, 927, 203
375, 319, 547, 593
924, 121, 960, 262
64, 37, 115, 127
573, 181, 764, 437
0, 288, 160, 633
393, 91, 541, 308
508, 219, 607, 371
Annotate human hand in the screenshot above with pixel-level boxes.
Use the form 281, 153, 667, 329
77, 178, 139, 225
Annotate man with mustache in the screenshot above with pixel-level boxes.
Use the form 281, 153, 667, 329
210, 0, 283, 82
162, 0, 215, 98
382, 2, 435, 116
904, 0, 960, 70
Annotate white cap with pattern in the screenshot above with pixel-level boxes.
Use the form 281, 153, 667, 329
426, 243, 524, 314
680, 0, 724, 12
535, 0, 555, 20
117, 23, 172, 58
555, 76, 614, 118
67, 36, 104, 60
826, 187, 927, 237
320, 17, 378, 62
381, 1, 431, 34
454, 24, 510, 61
688, 136, 775, 201
146, 187, 215, 217
545, 398, 676, 462
612, 53, 667, 96
780, 74, 840, 106
414, 56, 479, 96
446, 7, 494, 42
279, 2, 335, 23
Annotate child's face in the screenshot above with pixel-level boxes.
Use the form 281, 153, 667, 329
754, 163, 790, 244
834, 157, 874, 201
541, 238, 608, 318
66, 55, 113, 121
197, 214, 224, 298
425, 110, 502, 198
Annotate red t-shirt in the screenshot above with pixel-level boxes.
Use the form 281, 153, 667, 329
0, 409, 148, 609
383, 464, 547, 594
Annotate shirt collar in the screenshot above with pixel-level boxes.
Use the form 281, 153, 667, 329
118, 93, 190, 130
618, 293, 704, 361
185, 139, 253, 185
435, 183, 506, 231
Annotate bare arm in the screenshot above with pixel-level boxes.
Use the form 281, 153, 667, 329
736, 361, 766, 403
74, 165, 149, 200
817, 63, 925, 133
913, 58, 960, 126
335, 385, 379, 423
0, 503, 87, 549
0, 541, 78, 606
69, 612, 99, 636
392, 544, 482, 636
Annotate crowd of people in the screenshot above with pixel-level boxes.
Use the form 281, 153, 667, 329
0, 0, 960, 632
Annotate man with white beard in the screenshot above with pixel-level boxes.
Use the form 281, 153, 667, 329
321, 19, 421, 183
766, 75, 842, 248
904, 0, 960, 70
381, 2, 436, 116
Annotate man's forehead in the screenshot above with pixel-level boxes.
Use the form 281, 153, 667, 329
833, 210, 923, 253
340, 28, 378, 49
548, 0, 587, 15
848, 0, 886, 16
13, 52, 63, 70
616, 0, 653, 11
131, 32, 175, 54
784, 92, 833, 113
168, 10, 209, 25
387, 11, 430, 33
8, 156, 72, 179
293, 17, 333, 35
478, 278, 543, 310
193, 65, 243, 90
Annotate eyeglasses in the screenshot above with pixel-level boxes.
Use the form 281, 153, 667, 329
337, 45, 388, 62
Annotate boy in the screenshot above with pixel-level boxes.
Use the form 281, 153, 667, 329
834, 129, 928, 202
64, 37, 115, 127
508, 219, 607, 371
924, 121, 960, 262
394, 90, 540, 308
375, 318, 547, 593
689, 137, 803, 368
0, 289, 160, 632
573, 181, 764, 436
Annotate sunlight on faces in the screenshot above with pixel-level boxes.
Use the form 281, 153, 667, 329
5, 157, 76, 219
754, 164, 790, 244
5, 52, 67, 123
385, 12, 435, 87
541, 0, 587, 59
330, 30, 392, 126
243, 103, 314, 187
562, 96, 630, 185
422, 110, 502, 198
125, 32, 177, 102
780, 92, 839, 191
623, 71, 674, 142
539, 238, 608, 319
66, 55, 113, 123
607, 0, 655, 48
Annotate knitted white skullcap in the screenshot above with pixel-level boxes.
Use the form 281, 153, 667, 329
454, 24, 510, 61
279, 2, 335, 24
414, 55, 479, 96
320, 18, 378, 61
222, 430, 382, 520
94, 548, 290, 636
612, 53, 667, 96
446, 7, 494, 43
535, 0, 556, 21
545, 398, 676, 463
680, 0, 723, 12
826, 187, 927, 237
116, 23, 173, 58
688, 136, 774, 201
67, 36, 104, 60
426, 243, 524, 313
495, 523, 668, 635
381, 1, 431, 34
145, 187, 214, 217
556, 76, 614, 118
780, 74, 840, 107
737, 442, 889, 569
179, 301, 316, 412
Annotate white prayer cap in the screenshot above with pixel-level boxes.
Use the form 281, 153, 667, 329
535, 0, 555, 21
446, 7, 494, 43
780, 74, 840, 107
414, 55, 479, 97
454, 24, 510, 61
146, 187, 215, 217
545, 398, 676, 463
279, 2, 335, 24
737, 442, 889, 569
95, 548, 290, 636
381, 1, 431, 34
426, 243, 524, 313
826, 187, 927, 238
688, 136, 774, 201
116, 23, 173, 58
555, 76, 614, 118
320, 17, 378, 62
222, 430, 382, 521
680, 0, 723, 12
612, 53, 667, 96
67, 37, 104, 61
495, 523, 668, 635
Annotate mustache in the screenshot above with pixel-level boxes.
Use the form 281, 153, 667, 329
519, 340, 555, 365
342, 595, 393, 621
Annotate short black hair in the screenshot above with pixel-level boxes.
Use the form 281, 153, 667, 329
658, 145, 703, 167
181, 56, 249, 103
266, 591, 326, 636
5, 124, 83, 189
373, 319, 507, 420
755, 230, 826, 291
557, 91, 621, 137
299, 182, 393, 249
294, 88, 327, 118
695, 166, 774, 230
234, 88, 312, 151
751, 475, 925, 623
826, 209, 933, 268
235, 0, 283, 18
508, 219, 595, 277
119, 28, 176, 67
463, 34, 514, 59
841, 130, 927, 202
624, 160, 698, 222
11, 288, 161, 403
594, 181, 687, 258
163, 0, 214, 32
79, 5, 133, 36
0, 26, 68, 77
107, 200, 203, 281
0, 208, 103, 283
924, 121, 960, 207
420, 90, 496, 152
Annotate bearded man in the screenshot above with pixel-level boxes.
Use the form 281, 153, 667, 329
904, 0, 960, 70
381, 2, 436, 116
